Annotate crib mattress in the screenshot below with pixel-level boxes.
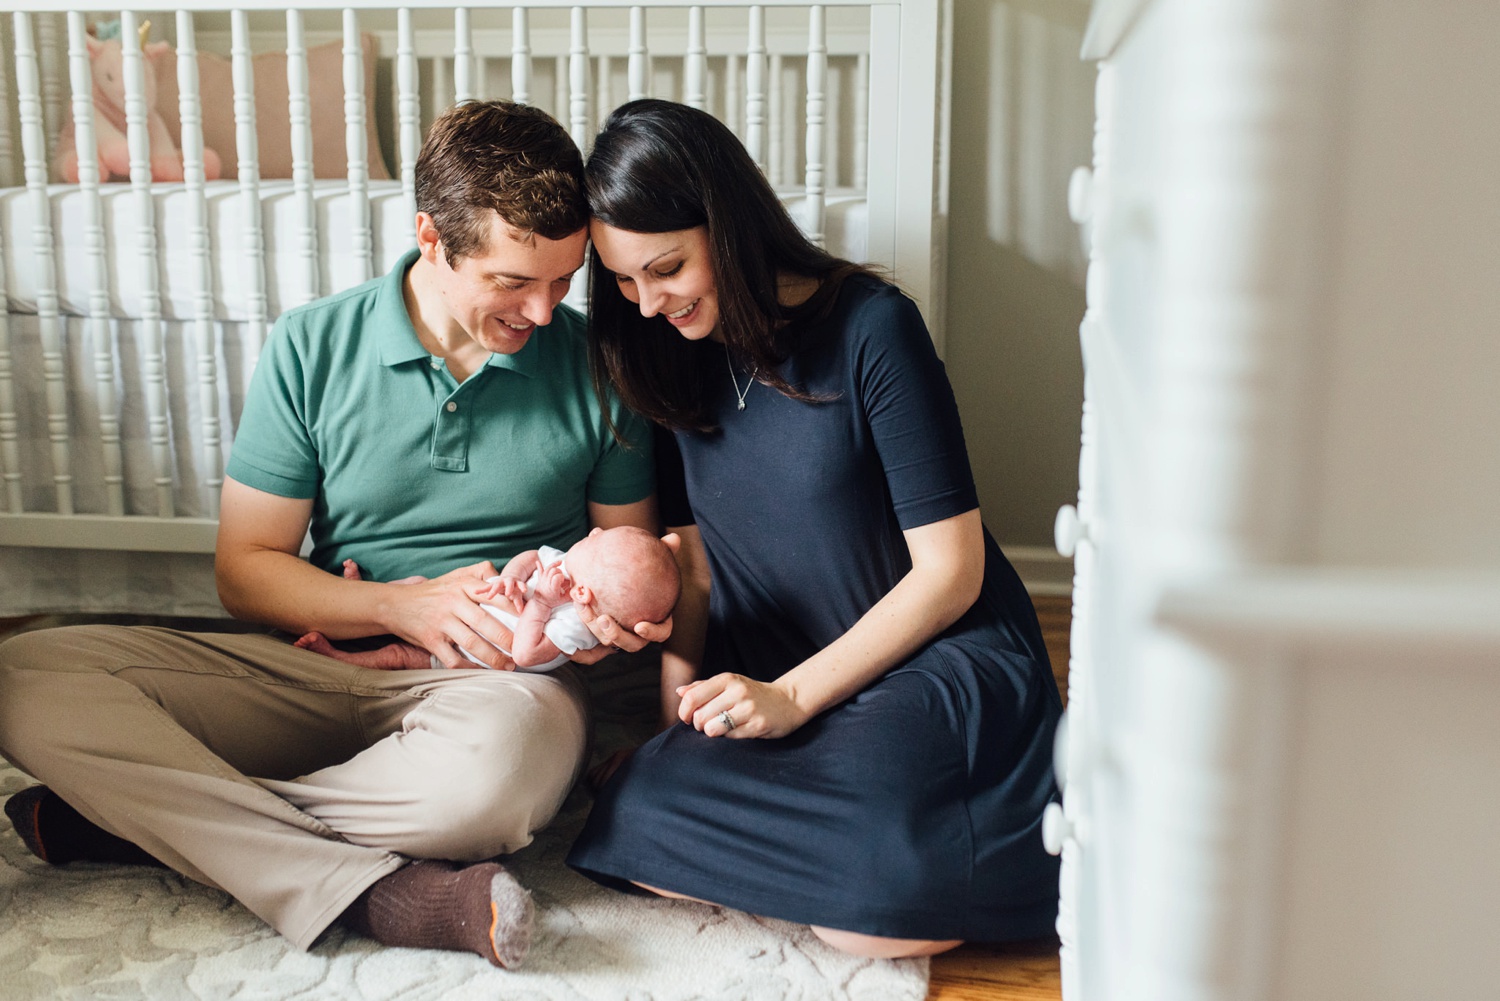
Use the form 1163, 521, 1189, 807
1, 180, 867, 323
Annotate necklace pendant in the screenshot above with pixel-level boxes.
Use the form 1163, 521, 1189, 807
737, 399, 746, 411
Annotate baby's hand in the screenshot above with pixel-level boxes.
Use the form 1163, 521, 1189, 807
470, 576, 503, 602
499, 574, 528, 611
532, 560, 572, 604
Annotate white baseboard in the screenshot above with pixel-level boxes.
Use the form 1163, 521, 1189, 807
1002, 544, 1074, 597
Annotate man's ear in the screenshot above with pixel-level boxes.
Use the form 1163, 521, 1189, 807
414, 212, 443, 262
661, 532, 682, 553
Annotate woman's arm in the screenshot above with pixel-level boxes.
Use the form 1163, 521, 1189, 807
659, 524, 711, 731
676, 508, 984, 739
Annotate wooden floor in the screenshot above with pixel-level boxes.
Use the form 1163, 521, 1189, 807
927, 591, 1070, 1001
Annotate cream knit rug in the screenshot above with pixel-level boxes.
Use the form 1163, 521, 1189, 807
0, 623, 928, 1001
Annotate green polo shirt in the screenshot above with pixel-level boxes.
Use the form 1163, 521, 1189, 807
225, 249, 653, 582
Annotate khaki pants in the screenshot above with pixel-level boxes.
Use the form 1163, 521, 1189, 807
0, 624, 589, 949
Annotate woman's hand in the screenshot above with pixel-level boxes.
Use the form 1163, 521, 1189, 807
676, 673, 810, 739
379, 560, 516, 670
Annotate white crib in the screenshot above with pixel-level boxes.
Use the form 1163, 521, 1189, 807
0, 1, 952, 615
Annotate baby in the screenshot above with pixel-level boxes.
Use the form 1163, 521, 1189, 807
295, 526, 680, 672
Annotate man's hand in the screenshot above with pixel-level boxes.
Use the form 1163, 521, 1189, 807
379, 561, 517, 670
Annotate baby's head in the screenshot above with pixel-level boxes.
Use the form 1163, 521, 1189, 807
563, 526, 680, 631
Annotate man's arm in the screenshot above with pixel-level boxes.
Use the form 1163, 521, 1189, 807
215, 477, 519, 669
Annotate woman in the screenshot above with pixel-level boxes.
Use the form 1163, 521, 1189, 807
568, 100, 1061, 959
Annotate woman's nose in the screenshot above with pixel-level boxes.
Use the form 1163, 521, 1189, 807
637, 282, 666, 318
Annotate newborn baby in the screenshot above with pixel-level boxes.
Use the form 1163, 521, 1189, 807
295, 526, 680, 672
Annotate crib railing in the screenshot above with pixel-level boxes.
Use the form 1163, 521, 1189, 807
0, 1, 947, 563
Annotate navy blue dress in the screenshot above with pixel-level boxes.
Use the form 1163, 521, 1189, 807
568, 277, 1061, 941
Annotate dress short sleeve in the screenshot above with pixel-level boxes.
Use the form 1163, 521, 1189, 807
851, 285, 979, 530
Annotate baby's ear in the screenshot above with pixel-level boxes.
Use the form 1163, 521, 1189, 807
661, 532, 681, 553
572, 583, 593, 607
588, 526, 604, 537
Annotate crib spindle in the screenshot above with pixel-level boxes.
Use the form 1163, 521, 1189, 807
397, 8, 419, 240
569, 8, 590, 151
35, 13, 64, 162
344, 10, 374, 282
627, 6, 649, 101
120, 10, 176, 517
66, 13, 123, 516
745, 7, 766, 173
177, 12, 223, 518
0, 19, 16, 189
15, 12, 73, 516
512, 7, 532, 105
231, 11, 269, 366
804, 8, 827, 245
685, 7, 706, 111
287, 9, 320, 305
454, 8, 474, 105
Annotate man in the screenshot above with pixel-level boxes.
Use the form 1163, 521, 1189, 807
0, 101, 667, 969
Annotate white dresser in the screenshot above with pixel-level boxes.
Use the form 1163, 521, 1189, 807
1046, 1, 1500, 999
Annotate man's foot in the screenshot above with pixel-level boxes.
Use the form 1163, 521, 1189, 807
3, 785, 164, 867
341, 859, 534, 969
294, 631, 338, 656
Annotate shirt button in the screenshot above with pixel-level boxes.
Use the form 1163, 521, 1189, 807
430, 358, 442, 369
445, 401, 458, 413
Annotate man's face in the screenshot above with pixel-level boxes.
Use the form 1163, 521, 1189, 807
433, 215, 588, 354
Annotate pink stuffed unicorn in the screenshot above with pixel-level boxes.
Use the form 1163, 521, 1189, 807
54, 21, 222, 184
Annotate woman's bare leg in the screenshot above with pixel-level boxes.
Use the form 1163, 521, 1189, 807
810, 927, 962, 959
633, 881, 961, 958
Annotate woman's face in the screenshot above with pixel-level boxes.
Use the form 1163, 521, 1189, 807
590, 222, 720, 341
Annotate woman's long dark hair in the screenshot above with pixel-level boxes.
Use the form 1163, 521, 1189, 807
586, 99, 881, 434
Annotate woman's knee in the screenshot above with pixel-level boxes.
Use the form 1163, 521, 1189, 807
809, 926, 963, 959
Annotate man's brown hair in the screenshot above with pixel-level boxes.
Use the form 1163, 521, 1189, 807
415, 100, 587, 265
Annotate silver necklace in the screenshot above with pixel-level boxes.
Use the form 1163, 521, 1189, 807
725, 344, 757, 411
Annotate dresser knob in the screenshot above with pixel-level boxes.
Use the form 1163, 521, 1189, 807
1054, 504, 1088, 558
1068, 166, 1094, 224
1042, 801, 1071, 855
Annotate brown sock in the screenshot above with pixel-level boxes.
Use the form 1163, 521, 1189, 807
341, 859, 534, 969
3, 785, 164, 867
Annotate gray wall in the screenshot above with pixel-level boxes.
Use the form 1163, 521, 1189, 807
943, 0, 1093, 551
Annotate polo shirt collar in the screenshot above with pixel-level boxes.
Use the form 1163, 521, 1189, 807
374, 248, 543, 378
